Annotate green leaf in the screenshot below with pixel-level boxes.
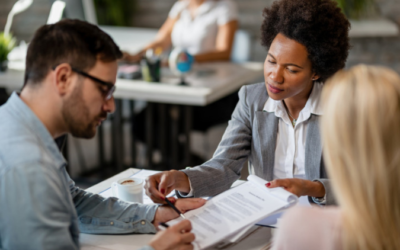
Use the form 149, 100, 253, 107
94, 0, 136, 26
334, 0, 374, 19
0, 32, 16, 62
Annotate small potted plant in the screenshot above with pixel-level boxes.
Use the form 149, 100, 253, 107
335, 0, 377, 19
0, 32, 16, 72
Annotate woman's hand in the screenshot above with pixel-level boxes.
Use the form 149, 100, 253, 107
121, 51, 142, 63
145, 170, 191, 203
266, 178, 325, 198
149, 220, 195, 250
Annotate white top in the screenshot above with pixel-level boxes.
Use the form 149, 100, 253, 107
169, 0, 238, 55
263, 82, 323, 180
271, 206, 342, 250
182, 81, 323, 198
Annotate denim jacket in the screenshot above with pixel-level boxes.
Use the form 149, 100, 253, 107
0, 92, 157, 250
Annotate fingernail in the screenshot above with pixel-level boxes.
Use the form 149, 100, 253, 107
160, 189, 165, 194
159, 195, 165, 200
266, 183, 271, 187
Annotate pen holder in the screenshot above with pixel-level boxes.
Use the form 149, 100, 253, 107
141, 58, 160, 82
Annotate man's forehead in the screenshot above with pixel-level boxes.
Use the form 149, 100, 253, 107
88, 60, 118, 83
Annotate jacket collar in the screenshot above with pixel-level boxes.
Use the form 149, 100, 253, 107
263, 82, 324, 119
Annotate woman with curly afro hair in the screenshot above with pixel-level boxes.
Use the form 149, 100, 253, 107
144, 0, 350, 207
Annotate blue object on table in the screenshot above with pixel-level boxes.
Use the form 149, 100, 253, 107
169, 48, 194, 85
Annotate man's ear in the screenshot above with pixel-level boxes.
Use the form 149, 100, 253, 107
54, 63, 74, 96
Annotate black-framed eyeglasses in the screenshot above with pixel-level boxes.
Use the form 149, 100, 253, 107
52, 65, 116, 100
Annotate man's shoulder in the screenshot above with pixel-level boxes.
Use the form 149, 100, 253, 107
0, 138, 54, 176
0, 100, 27, 135
0, 110, 51, 174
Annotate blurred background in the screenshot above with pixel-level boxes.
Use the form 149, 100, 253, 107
0, 0, 399, 187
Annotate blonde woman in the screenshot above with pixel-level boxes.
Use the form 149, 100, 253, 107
271, 64, 400, 250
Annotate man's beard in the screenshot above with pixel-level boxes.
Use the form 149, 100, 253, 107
62, 83, 106, 139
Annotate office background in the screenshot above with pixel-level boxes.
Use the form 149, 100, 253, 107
1, 0, 399, 184
1, 0, 400, 73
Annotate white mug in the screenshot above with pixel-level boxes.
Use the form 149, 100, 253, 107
111, 177, 143, 203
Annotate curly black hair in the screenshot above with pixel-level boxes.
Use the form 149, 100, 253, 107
261, 0, 350, 82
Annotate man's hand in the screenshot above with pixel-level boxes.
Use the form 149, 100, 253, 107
145, 170, 191, 203
149, 220, 195, 250
152, 198, 206, 227
266, 178, 325, 198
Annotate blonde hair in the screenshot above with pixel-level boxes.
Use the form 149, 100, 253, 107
322, 64, 400, 250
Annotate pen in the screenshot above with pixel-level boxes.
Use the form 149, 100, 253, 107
164, 197, 187, 219
159, 222, 169, 228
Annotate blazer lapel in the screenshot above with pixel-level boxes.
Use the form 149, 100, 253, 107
305, 114, 322, 180
255, 111, 279, 181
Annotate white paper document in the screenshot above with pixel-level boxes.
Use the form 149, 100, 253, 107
165, 175, 298, 250
256, 195, 311, 227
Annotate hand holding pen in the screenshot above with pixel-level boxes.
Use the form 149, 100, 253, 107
149, 220, 195, 250
150, 198, 205, 250
152, 198, 205, 229
164, 197, 187, 219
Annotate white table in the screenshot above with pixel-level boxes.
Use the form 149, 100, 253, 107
81, 168, 272, 250
0, 62, 263, 106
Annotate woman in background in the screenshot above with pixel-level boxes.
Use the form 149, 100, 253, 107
272, 65, 400, 250
124, 0, 238, 62
130, 0, 240, 157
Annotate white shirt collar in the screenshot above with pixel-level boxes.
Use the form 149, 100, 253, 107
263, 82, 324, 118
181, 0, 215, 17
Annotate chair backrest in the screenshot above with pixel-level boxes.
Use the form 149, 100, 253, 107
231, 29, 251, 63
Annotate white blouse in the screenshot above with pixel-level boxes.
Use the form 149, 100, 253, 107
183, 83, 324, 199
263, 82, 323, 181
168, 0, 238, 55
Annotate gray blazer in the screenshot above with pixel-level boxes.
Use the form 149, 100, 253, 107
182, 82, 335, 205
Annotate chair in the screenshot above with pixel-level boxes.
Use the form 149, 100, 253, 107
231, 29, 252, 63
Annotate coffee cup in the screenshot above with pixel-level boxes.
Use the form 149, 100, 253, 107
111, 177, 143, 203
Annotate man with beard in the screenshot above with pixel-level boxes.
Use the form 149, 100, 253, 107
0, 19, 204, 250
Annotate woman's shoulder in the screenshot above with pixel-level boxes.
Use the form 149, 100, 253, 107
214, 0, 237, 9
272, 206, 342, 250
239, 82, 269, 108
212, 0, 238, 24
169, 1, 189, 19
282, 206, 341, 225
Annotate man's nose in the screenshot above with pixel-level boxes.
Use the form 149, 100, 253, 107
103, 96, 116, 114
